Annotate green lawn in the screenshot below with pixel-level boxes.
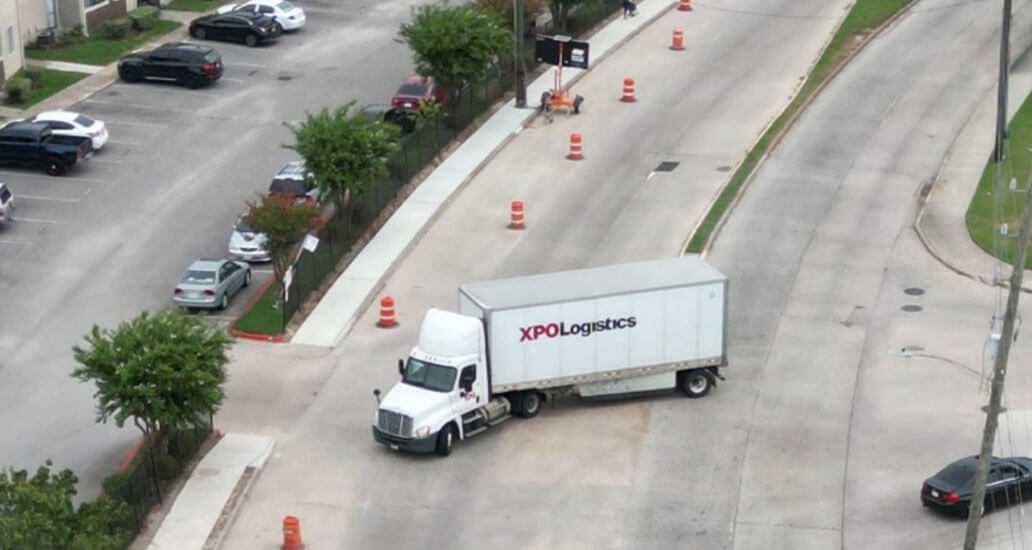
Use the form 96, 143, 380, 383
686, 0, 914, 253
2, 68, 89, 108
25, 20, 181, 65
966, 91, 1032, 269
166, 0, 218, 12
233, 282, 285, 335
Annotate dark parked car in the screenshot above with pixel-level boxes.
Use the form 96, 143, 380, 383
0, 121, 93, 176
190, 12, 280, 47
118, 43, 223, 89
922, 456, 1032, 517
360, 104, 416, 135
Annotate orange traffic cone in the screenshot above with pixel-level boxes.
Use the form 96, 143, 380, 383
377, 296, 397, 328
567, 133, 583, 160
282, 516, 304, 550
621, 78, 636, 102
671, 29, 685, 50
509, 200, 525, 229
678, 0, 692, 11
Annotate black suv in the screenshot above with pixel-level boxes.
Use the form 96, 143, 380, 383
189, 13, 280, 47
117, 42, 223, 89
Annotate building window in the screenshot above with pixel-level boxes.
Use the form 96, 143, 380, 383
84, 0, 107, 6
6, 27, 12, 55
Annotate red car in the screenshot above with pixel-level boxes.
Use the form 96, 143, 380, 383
390, 75, 445, 111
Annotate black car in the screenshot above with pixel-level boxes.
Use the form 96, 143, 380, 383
359, 104, 416, 135
117, 43, 223, 89
189, 13, 280, 47
922, 456, 1032, 517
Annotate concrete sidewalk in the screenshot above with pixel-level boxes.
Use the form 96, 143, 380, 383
291, 1, 676, 348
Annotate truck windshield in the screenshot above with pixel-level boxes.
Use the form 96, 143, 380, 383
402, 358, 456, 392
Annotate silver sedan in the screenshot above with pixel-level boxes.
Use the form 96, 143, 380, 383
173, 258, 251, 310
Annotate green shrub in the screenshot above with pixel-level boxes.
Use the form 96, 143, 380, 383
57, 24, 86, 46
128, 5, 160, 31
99, 18, 132, 40
22, 66, 44, 88
4, 77, 31, 103
151, 454, 180, 480
101, 471, 134, 503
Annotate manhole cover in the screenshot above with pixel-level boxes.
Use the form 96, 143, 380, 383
717, 165, 732, 172
982, 405, 1007, 413
248, 69, 259, 76
904, 287, 925, 296
655, 161, 679, 172
277, 74, 293, 81
901, 304, 923, 312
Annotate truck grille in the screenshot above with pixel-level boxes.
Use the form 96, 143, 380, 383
377, 409, 412, 437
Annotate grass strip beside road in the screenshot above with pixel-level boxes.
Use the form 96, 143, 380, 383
966, 90, 1032, 269
25, 20, 181, 65
233, 282, 285, 335
2, 68, 89, 108
166, 0, 218, 12
685, 0, 913, 253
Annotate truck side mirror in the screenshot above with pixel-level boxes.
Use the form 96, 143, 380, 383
373, 388, 381, 405
397, 358, 405, 376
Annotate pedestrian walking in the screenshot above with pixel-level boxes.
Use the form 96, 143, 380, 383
623, 0, 637, 17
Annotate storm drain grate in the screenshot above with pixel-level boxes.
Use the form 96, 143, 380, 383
904, 287, 925, 296
277, 73, 293, 81
717, 165, 732, 172
901, 304, 923, 312
655, 161, 679, 172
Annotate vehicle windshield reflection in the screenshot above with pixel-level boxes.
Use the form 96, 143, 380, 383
402, 358, 456, 392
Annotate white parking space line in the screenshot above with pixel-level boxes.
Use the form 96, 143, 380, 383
222, 78, 245, 83
17, 194, 81, 203
103, 119, 168, 129
0, 239, 33, 246
12, 217, 58, 224
224, 61, 267, 68
84, 99, 195, 114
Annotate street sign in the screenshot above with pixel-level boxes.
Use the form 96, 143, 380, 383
535, 35, 590, 69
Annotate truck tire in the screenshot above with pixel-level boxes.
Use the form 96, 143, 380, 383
43, 157, 66, 176
435, 423, 456, 456
514, 391, 542, 418
679, 369, 714, 398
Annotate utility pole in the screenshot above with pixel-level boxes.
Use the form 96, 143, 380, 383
963, 151, 1032, 550
514, 0, 527, 107
964, 2, 1019, 546
994, 0, 1012, 162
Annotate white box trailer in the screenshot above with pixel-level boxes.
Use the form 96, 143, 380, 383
372, 256, 728, 456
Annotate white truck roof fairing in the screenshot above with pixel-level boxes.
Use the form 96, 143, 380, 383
459, 256, 725, 311
417, 308, 481, 360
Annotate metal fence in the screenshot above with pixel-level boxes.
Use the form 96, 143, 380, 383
102, 419, 214, 540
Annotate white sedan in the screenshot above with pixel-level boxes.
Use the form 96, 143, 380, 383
216, 0, 306, 31
30, 110, 109, 151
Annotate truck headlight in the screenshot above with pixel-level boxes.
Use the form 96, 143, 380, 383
413, 425, 432, 438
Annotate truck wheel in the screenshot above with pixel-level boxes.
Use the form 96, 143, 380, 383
435, 424, 455, 456
679, 369, 714, 398
514, 391, 542, 418
43, 158, 66, 176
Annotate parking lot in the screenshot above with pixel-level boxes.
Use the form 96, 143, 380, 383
0, 0, 420, 496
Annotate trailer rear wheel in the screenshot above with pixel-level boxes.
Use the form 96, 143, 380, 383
435, 423, 456, 456
512, 391, 542, 418
679, 369, 714, 398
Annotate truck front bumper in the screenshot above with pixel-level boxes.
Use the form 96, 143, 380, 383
372, 425, 437, 454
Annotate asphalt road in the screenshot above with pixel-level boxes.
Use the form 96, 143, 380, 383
216, 0, 856, 547
706, 0, 1032, 547
0, 0, 423, 497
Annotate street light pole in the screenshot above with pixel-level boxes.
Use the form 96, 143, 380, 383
994, 0, 1012, 162
514, 0, 527, 107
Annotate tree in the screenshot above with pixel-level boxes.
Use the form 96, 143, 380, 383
71, 309, 231, 452
0, 461, 131, 550
243, 192, 320, 295
474, 0, 546, 35
398, 2, 513, 92
284, 102, 398, 221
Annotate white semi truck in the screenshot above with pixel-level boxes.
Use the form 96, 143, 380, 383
372, 256, 728, 456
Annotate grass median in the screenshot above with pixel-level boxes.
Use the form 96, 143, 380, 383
966, 90, 1032, 269
25, 20, 181, 66
232, 282, 286, 334
2, 68, 89, 108
685, 0, 914, 253
166, 0, 219, 11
